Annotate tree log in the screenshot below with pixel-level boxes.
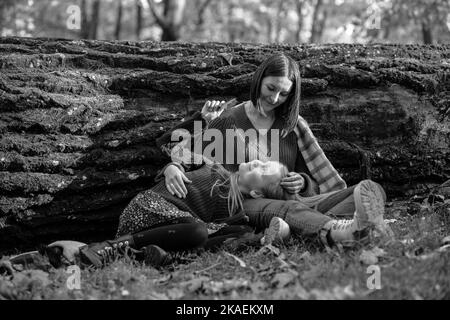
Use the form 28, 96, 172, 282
0, 37, 449, 252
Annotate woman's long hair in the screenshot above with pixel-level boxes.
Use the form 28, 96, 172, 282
210, 162, 299, 216
250, 53, 301, 137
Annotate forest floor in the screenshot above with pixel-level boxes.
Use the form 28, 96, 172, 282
0, 198, 449, 300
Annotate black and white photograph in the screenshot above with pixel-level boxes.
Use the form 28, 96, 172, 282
0, 0, 449, 305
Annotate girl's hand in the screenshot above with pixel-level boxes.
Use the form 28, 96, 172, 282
164, 164, 192, 198
280, 172, 305, 194
201, 100, 226, 123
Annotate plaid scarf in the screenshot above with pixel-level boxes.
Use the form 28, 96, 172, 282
294, 115, 347, 193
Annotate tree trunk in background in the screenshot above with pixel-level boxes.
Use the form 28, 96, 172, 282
147, 0, 186, 41
383, 14, 391, 40
310, 0, 323, 43
267, 15, 273, 43
0, 38, 449, 251
115, 0, 123, 40
89, 0, 101, 40
275, 1, 285, 43
197, 0, 212, 26
295, 0, 304, 43
316, 2, 328, 43
227, 2, 236, 42
421, 20, 433, 44
80, 0, 90, 39
136, 0, 143, 40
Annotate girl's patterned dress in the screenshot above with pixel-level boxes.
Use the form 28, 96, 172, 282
116, 164, 231, 237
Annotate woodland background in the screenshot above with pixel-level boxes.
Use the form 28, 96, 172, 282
1, 0, 450, 45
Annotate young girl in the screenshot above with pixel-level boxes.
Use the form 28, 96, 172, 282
42, 159, 387, 269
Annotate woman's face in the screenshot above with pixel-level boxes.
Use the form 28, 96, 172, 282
258, 76, 293, 113
237, 160, 284, 195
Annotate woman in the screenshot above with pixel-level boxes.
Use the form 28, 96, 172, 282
156, 52, 392, 247
38, 159, 386, 269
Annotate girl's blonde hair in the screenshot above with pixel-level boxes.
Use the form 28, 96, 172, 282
210, 162, 298, 216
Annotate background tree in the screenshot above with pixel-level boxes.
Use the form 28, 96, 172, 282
146, 0, 186, 41
115, 0, 124, 40
81, 0, 102, 39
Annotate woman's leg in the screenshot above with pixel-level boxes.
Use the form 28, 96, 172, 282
315, 186, 357, 217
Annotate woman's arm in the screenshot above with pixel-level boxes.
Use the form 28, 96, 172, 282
155, 101, 235, 198
156, 100, 231, 172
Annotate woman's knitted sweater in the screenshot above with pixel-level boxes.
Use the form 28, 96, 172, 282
157, 101, 319, 196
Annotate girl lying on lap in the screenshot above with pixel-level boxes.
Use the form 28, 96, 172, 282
32, 159, 388, 269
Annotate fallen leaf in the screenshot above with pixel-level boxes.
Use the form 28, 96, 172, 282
257, 244, 280, 256
249, 280, 266, 295
299, 251, 311, 260
271, 271, 298, 289
442, 236, 450, 246
205, 279, 249, 294
180, 276, 209, 293
359, 247, 386, 265
223, 251, 246, 267
218, 52, 233, 65
310, 285, 355, 300
12, 270, 51, 288
167, 287, 185, 299
153, 273, 172, 284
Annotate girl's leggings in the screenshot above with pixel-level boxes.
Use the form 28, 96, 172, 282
129, 217, 253, 252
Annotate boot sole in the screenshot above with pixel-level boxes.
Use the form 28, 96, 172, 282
354, 180, 385, 230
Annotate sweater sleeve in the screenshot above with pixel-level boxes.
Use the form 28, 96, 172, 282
156, 111, 206, 156
293, 149, 320, 196
156, 110, 236, 172
298, 172, 320, 197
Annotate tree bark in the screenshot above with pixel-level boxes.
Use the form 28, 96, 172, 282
0, 38, 449, 251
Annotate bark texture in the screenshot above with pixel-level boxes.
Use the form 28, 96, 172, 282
0, 37, 449, 251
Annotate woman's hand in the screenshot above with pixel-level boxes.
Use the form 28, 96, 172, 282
164, 164, 192, 198
280, 172, 305, 194
201, 100, 226, 123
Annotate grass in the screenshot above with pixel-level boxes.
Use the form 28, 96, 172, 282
1, 199, 449, 300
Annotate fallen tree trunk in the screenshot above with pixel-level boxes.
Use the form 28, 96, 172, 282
0, 37, 449, 252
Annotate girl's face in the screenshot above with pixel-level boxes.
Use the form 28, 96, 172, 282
237, 160, 284, 196
258, 76, 293, 113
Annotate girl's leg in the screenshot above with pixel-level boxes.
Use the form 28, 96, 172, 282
132, 222, 208, 251
203, 225, 255, 251
243, 180, 389, 248
243, 198, 332, 236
